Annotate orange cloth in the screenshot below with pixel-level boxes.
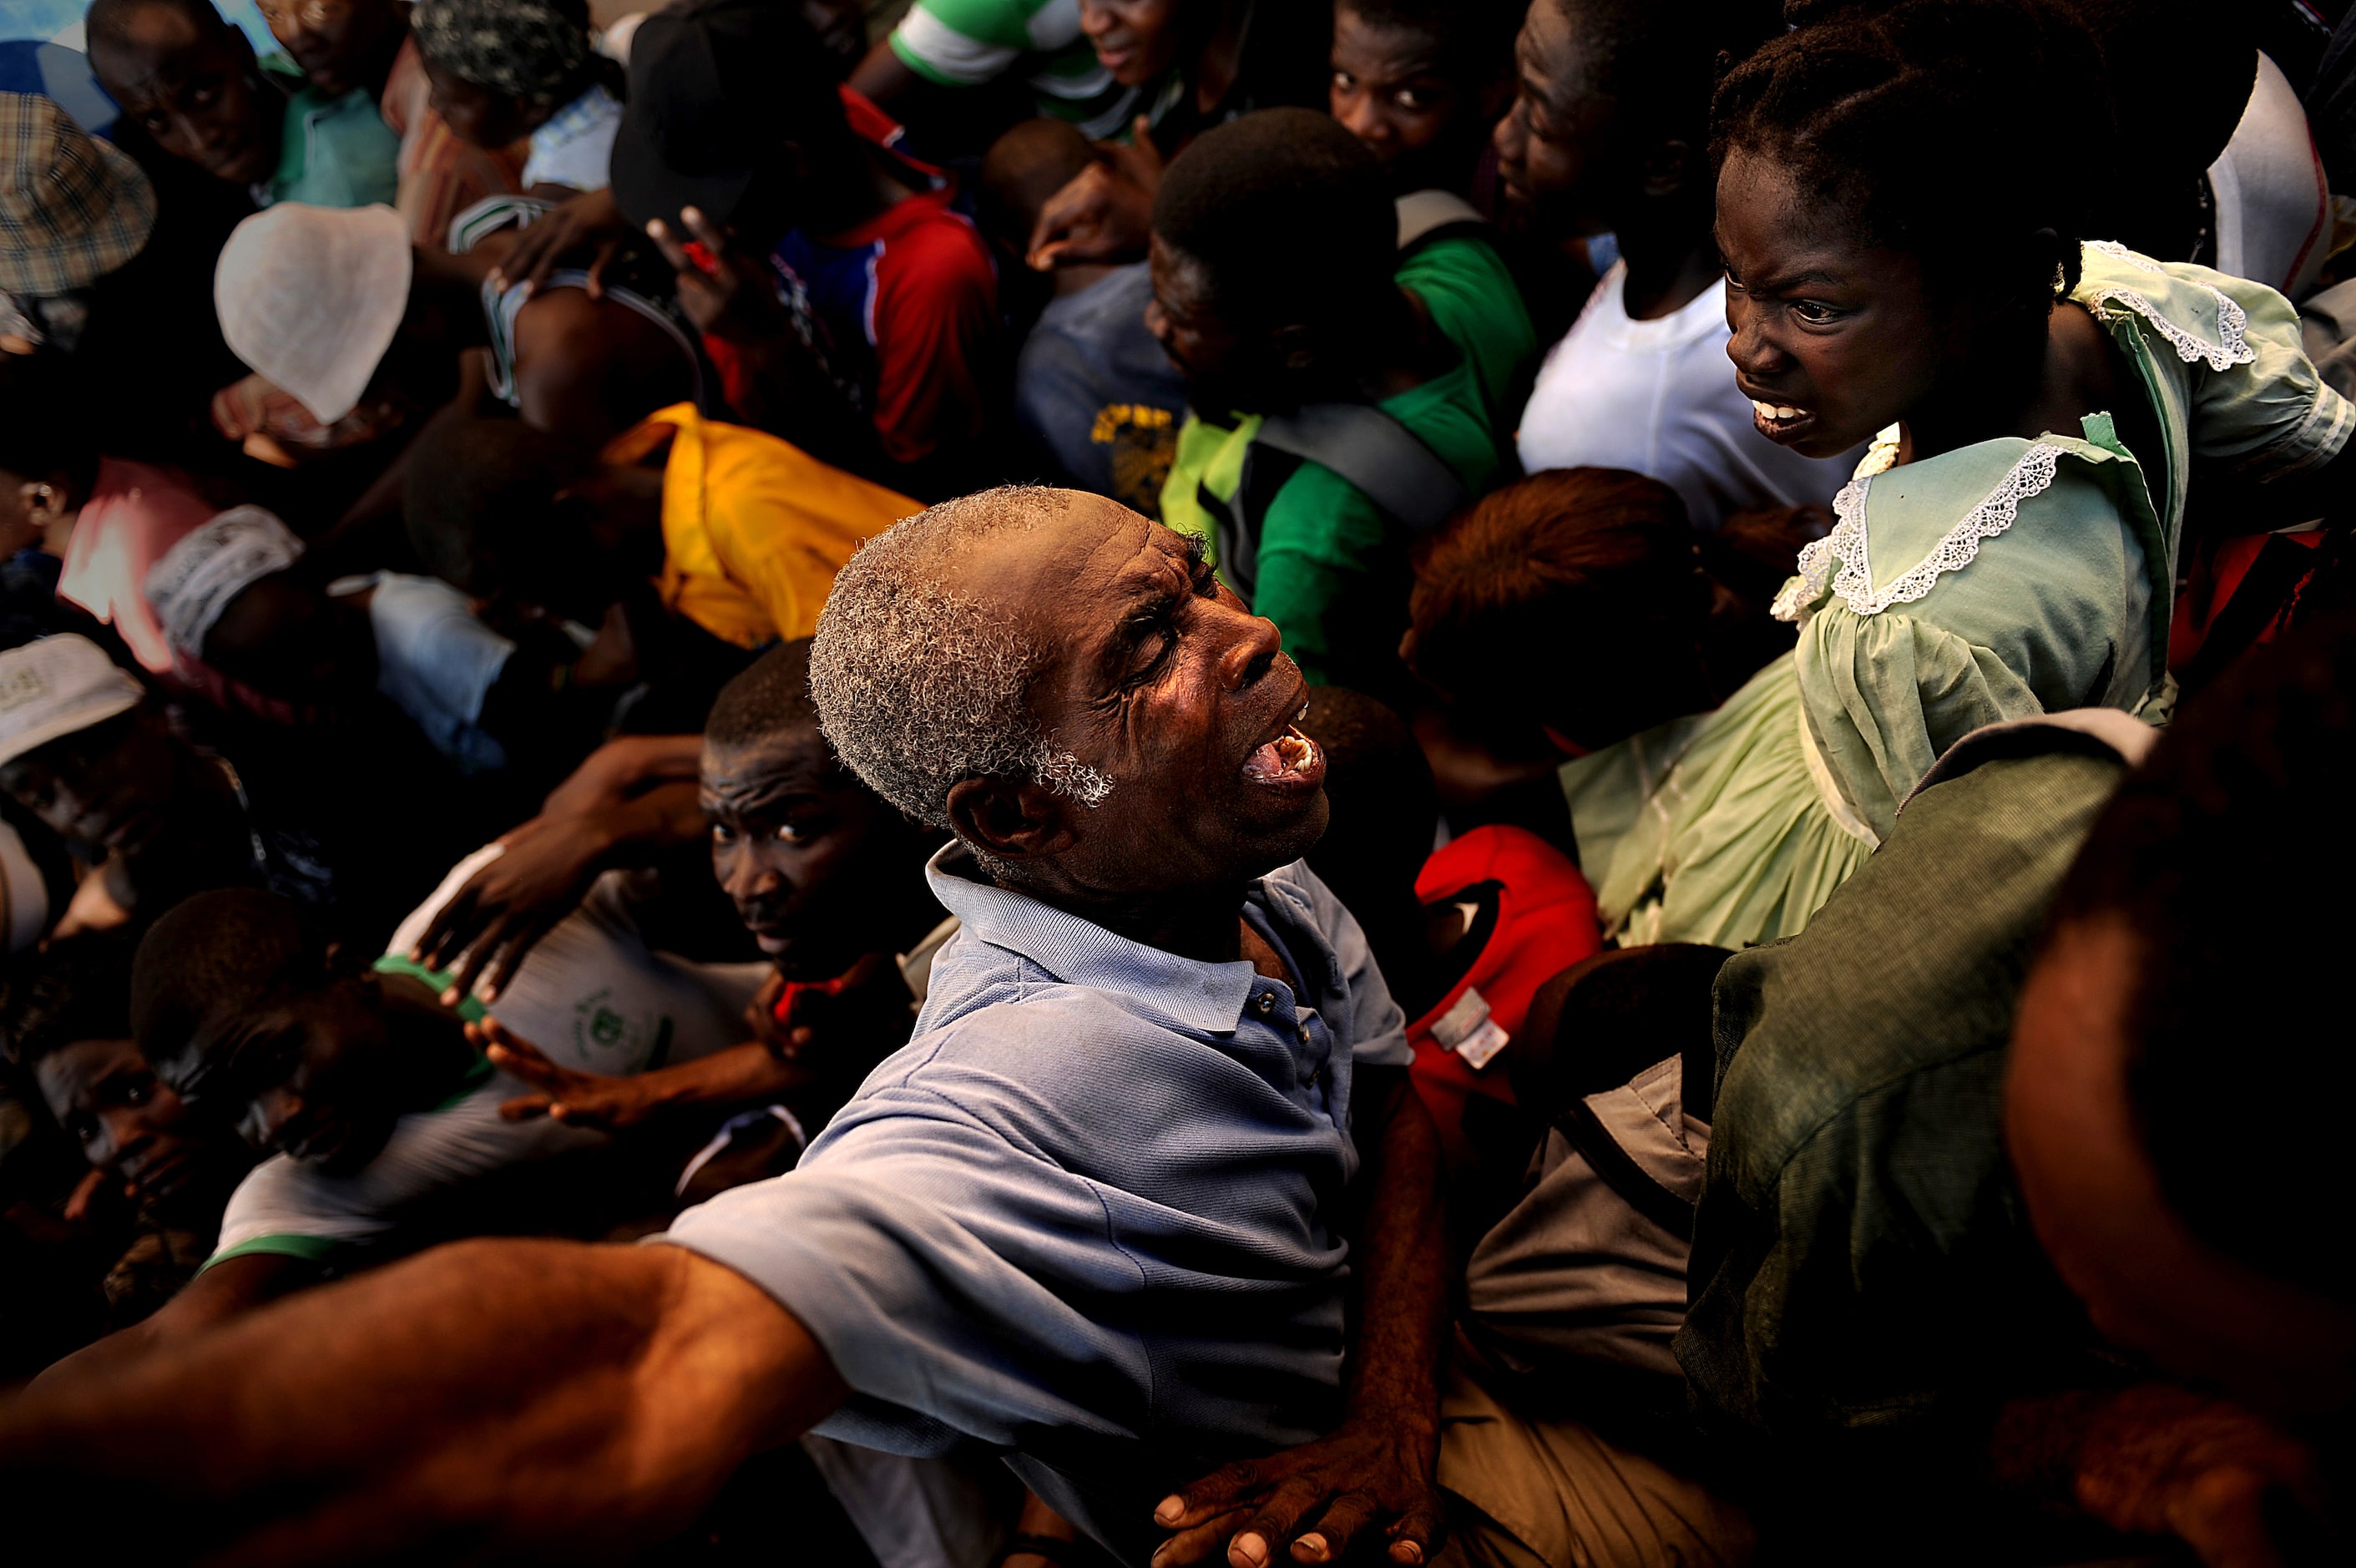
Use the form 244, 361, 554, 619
381, 35, 528, 248
613, 403, 921, 649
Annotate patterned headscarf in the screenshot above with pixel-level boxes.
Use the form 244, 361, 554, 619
412, 0, 594, 104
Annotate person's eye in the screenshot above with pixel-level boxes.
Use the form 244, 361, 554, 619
775, 822, 811, 845
68, 1114, 98, 1145
1332, 70, 1354, 90
1395, 88, 1432, 110
124, 1080, 151, 1106
1792, 300, 1841, 325
710, 822, 737, 844
143, 111, 172, 134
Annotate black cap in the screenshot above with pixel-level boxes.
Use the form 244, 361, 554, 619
610, 0, 825, 233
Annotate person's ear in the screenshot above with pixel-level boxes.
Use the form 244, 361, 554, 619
945, 776, 1080, 865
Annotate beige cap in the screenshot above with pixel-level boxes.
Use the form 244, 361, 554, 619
215, 203, 412, 425
0, 635, 145, 769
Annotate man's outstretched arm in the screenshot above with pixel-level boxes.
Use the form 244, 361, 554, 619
0, 1237, 847, 1563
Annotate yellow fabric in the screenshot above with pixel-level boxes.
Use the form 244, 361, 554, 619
631, 404, 921, 650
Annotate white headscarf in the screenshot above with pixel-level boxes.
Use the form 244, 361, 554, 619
145, 506, 306, 660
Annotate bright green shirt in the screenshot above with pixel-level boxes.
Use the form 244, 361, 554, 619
1159, 230, 1529, 695
264, 53, 400, 210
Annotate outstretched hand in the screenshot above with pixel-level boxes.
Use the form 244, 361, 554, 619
1028, 118, 1165, 271
489, 185, 629, 299
645, 206, 790, 341
409, 817, 611, 1004
1151, 1417, 1443, 1567
476, 1019, 664, 1130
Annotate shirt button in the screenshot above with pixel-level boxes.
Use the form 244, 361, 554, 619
1256, 993, 1275, 1014
1297, 1024, 1312, 1044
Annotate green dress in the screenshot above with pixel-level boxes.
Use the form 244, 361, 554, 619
1561, 244, 2354, 948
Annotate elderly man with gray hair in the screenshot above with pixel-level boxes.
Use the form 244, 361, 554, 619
0, 488, 1449, 1568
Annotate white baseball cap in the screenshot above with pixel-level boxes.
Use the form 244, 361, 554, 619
215, 202, 412, 425
0, 635, 147, 769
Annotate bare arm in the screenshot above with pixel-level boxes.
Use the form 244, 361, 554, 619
412, 779, 708, 1002
0, 1239, 847, 1562
35, 1252, 319, 1389
1155, 1064, 1449, 1566
847, 35, 927, 109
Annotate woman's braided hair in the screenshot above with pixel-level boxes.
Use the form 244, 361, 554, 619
1710, 0, 2117, 307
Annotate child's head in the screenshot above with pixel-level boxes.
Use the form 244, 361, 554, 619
1494, 0, 1777, 240
979, 117, 1099, 265
145, 506, 377, 707
1405, 467, 1711, 755
1148, 109, 1398, 416
87, 0, 284, 187
130, 888, 461, 1172
1709, 0, 2111, 458
412, 0, 606, 150
701, 640, 943, 982
1329, 0, 1518, 195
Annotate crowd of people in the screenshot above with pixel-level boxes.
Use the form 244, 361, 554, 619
0, 0, 2353, 1562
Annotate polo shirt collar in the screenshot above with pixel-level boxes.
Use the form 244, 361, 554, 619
924, 843, 1261, 1034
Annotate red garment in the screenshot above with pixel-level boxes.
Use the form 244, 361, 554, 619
1403, 826, 1602, 1177
708, 88, 997, 466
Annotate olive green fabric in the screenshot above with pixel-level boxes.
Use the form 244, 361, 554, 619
1674, 749, 2122, 1444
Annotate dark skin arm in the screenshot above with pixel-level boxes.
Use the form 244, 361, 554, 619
34, 1252, 319, 1388
1989, 1383, 2338, 1568
1155, 1041, 1449, 1567
412, 778, 707, 1004
480, 1023, 810, 1131
0, 1240, 847, 1561
847, 35, 927, 109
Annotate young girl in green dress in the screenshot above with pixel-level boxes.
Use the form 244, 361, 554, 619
1550, 0, 2353, 948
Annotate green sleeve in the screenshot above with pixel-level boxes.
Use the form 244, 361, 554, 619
1397, 235, 1536, 426
1251, 465, 1399, 690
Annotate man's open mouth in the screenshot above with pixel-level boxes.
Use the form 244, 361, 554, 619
1243, 701, 1323, 786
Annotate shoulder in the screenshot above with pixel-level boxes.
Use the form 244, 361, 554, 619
2073, 241, 2275, 373
875, 206, 995, 296
1711, 747, 2121, 1182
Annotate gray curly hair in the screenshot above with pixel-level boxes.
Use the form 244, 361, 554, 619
810, 488, 1115, 834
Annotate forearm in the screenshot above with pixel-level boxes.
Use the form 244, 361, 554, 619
0, 1240, 846, 1560
579, 780, 708, 869
624, 1044, 811, 1118
1344, 1069, 1448, 1429
542, 734, 705, 817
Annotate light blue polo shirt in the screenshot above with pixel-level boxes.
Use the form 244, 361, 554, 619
660, 845, 1412, 1561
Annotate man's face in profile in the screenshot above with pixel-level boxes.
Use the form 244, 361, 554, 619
954, 496, 1331, 892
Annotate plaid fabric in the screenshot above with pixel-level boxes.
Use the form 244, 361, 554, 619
0, 94, 156, 296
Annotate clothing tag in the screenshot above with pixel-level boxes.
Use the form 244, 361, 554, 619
1429, 987, 1509, 1070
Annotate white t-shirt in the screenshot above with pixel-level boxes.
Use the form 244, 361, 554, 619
210, 849, 767, 1264
2208, 52, 2332, 301
1514, 263, 1859, 531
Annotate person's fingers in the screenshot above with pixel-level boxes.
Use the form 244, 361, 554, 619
1383, 1504, 1441, 1565
1287, 1490, 1378, 1564
679, 205, 732, 257
481, 911, 560, 1003
584, 237, 618, 300
498, 1094, 553, 1122
645, 218, 697, 276
1158, 1459, 1267, 1530
1150, 1508, 1255, 1566
1226, 1477, 1331, 1568
412, 886, 476, 965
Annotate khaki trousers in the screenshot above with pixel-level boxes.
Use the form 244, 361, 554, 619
1433, 1361, 1754, 1568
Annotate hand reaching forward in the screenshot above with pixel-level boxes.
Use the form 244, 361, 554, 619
645, 206, 791, 342
488, 185, 629, 300
1151, 1415, 1443, 1567
1028, 119, 1165, 271
409, 816, 611, 1004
